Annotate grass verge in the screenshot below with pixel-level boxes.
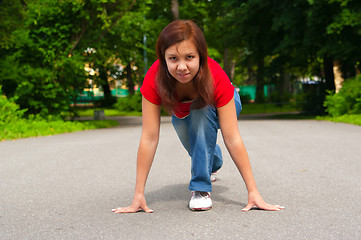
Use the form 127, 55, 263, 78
1, 119, 119, 141
77, 103, 300, 118
241, 103, 301, 114
77, 109, 142, 117
316, 114, 361, 126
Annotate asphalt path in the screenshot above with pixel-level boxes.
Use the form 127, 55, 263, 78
1, 116, 361, 239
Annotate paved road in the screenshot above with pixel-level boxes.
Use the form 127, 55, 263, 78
1, 116, 360, 239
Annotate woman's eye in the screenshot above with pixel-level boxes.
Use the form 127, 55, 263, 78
187, 55, 194, 59
169, 57, 176, 60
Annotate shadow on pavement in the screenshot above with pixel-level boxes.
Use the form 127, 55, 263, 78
145, 182, 244, 208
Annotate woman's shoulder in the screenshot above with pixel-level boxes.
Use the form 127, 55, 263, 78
149, 59, 160, 72
143, 60, 160, 82
207, 57, 220, 69
207, 57, 229, 82
141, 59, 162, 105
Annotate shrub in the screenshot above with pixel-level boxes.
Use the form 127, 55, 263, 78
239, 93, 252, 104
114, 93, 142, 112
0, 86, 26, 124
268, 91, 291, 103
324, 75, 361, 116
300, 82, 326, 115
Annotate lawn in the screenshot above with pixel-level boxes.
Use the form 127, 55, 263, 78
77, 103, 301, 117
1, 119, 119, 141
3, 106, 358, 142
316, 114, 361, 126
240, 102, 301, 114
77, 108, 142, 117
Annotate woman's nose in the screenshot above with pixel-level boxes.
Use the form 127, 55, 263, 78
177, 61, 187, 71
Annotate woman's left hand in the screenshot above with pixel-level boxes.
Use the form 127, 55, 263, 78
242, 190, 285, 212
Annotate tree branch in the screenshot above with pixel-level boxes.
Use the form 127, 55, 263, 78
69, 20, 88, 55
95, 0, 136, 43
68, 0, 136, 54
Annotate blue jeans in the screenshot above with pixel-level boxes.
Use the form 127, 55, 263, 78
172, 89, 242, 192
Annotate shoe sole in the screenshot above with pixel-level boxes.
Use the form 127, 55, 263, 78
190, 207, 212, 211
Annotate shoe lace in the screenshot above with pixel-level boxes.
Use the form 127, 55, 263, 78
194, 191, 209, 198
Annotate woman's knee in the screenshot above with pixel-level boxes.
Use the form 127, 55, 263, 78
189, 106, 219, 130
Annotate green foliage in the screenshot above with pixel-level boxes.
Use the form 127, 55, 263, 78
1, 0, 361, 120
316, 114, 361, 126
0, 118, 119, 141
324, 75, 361, 116
77, 108, 142, 117
0, 0, 89, 117
0, 0, 141, 118
239, 93, 252, 104
241, 102, 301, 115
0, 0, 25, 49
268, 91, 292, 103
114, 94, 142, 112
1, 86, 119, 141
0, 87, 26, 124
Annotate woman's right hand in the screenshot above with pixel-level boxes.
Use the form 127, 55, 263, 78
112, 193, 153, 214
112, 98, 159, 214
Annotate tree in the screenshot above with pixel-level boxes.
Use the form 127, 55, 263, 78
231, 1, 283, 103
0, 0, 139, 115
0, 0, 90, 117
326, 0, 361, 78
171, 0, 179, 20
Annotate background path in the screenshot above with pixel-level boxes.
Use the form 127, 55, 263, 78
1, 117, 360, 239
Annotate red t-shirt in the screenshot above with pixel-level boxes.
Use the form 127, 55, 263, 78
140, 57, 234, 118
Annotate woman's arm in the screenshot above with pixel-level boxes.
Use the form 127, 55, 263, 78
218, 97, 284, 212
113, 97, 161, 213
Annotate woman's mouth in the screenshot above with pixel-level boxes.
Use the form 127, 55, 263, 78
178, 73, 189, 78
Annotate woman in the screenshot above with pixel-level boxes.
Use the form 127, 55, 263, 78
112, 20, 284, 213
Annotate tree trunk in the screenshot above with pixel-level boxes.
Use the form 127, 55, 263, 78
278, 69, 290, 102
171, 0, 179, 20
255, 57, 265, 103
333, 61, 344, 93
99, 66, 112, 99
323, 56, 335, 93
247, 63, 255, 85
223, 48, 236, 82
126, 64, 135, 95
98, 65, 116, 107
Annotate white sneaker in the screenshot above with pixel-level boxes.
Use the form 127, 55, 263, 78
189, 191, 212, 211
211, 171, 217, 182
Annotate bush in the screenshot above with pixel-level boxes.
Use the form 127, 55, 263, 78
96, 95, 117, 108
268, 91, 292, 104
324, 75, 361, 116
0, 86, 26, 124
114, 93, 142, 112
300, 82, 326, 115
239, 93, 252, 104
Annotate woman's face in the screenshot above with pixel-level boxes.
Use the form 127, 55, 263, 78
164, 40, 200, 84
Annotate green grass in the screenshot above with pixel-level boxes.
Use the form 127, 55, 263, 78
241, 103, 301, 114
76, 103, 300, 118
268, 113, 316, 120
316, 114, 361, 126
2, 111, 359, 142
77, 108, 142, 117
1, 119, 119, 141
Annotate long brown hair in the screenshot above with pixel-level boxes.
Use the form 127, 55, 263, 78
156, 20, 214, 113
